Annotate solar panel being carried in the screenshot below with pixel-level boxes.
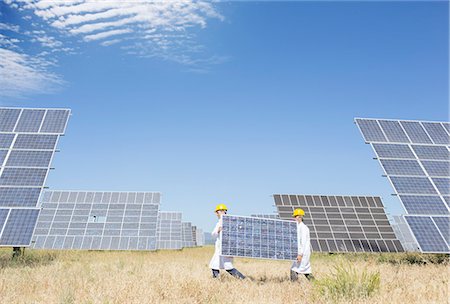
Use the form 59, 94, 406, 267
32, 191, 160, 250
220, 214, 298, 261
274, 194, 403, 253
157, 212, 182, 250
355, 118, 450, 253
0, 107, 70, 247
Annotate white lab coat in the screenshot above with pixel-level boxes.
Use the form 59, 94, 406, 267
291, 221, 312, 274
209, 217, 234, 270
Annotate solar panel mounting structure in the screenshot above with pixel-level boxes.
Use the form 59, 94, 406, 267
355, 118, 450, 253
0, 107, 70, 255
220, 215, 298, 261
31, 190, 160, 250
274, 194, 404, 252
156, 211, 182, 250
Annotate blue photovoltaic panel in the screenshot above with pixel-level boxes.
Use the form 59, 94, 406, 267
380, 159, 425, 176
221, 215, 298, 261
372, 144, 415, 159
422, 122, 450, 145
389, 176, 437, 195
378, 120, 410, 143
6, 151, 53, 167
0, 107, 70, 247
411, 145, 450, 160
431, 178, 450, 195
421, 161, 450, 177
15, 109, 46, 133
399, 196, 449, 215
432, 216, 449, 245
0, 209, 9, 230
40, 110, 70, 133
355, 119, 387, 142
157, 211, 182, 250
0, 188, 42, 207
399, 121, 433, 144
0, 208, 40, 246
0, 134, 15, 148
405, 216, 449, 253
0, 109, 21, 132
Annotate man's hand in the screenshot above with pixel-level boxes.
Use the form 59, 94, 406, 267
296, 255, 303, 262
218, 226, 222, 233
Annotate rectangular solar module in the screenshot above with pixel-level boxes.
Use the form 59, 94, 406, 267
31, 191, 160, 250
220, 215, 298, 261
355, 118, 450, 253
157, 212, 182, 250
195, 227, 204, 246
182, 222, 195, 248
0, 107, 70, 247
274, 194, 404, 253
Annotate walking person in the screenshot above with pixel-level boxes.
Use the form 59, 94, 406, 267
209, 204, 246, 279
290, 208, 315, 282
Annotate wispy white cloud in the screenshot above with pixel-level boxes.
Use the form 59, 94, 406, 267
0, 48, 64, 98
1, 0, 224, 98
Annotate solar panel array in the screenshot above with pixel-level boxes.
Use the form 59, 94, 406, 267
355, 118, 450, 253
274, 194, 403, 252
0, 107, 70, 247
157, 212, 182, 250
182, 222, 195, 248
31, 191, 160, 250
221, 215, 298, 261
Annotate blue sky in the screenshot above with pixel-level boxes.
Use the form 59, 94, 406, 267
1, 1, 448, 231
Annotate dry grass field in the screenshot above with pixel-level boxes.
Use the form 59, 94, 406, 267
0, 246, 449, 304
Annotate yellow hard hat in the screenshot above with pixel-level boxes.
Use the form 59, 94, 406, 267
215, 204, 228, 212
292, 208, 305, 217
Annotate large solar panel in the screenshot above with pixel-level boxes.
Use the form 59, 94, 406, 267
156, 212, 182, 250
182, 222, 195, 248
220, 215, 298, 261
355, 118, 450, 253
0, 107, 70, 247
274, 194, 404, 253
31, 191, 160, 250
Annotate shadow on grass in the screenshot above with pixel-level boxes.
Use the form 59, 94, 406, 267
0, 250, 57, 269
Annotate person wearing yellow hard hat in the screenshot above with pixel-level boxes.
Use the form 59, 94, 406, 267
209, 203, 246, 279
290, 208, 315, 281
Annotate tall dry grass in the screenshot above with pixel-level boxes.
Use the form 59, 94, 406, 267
0, 247, 448, 304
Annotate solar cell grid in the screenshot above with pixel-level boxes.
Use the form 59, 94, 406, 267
273, 194, 402, 252
405, 216, 449, 253
378, 120, 410, 143
32, 191, 160, 250
221, 215, 298, 260
422, 123, 450, 145
399, 121, 433, 144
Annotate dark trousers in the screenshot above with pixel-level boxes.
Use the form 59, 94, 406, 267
212, 268, 246, 279
290, 270, 315, 281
